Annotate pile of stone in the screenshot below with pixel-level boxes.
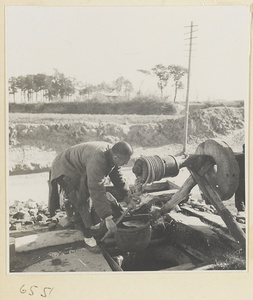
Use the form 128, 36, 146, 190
9, 199, 68, 231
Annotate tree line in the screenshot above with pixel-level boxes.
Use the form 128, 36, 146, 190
8, 70, 134, 103
8, 70, 76, 102
8, 64, 187, 103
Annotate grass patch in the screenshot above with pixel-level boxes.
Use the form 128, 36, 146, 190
213, 250, 246, 270
9, 98, 178, 115
9, 113, 177, 125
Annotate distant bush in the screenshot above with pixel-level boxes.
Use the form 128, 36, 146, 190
9, 97, 178, 115
188, 100, 244, 114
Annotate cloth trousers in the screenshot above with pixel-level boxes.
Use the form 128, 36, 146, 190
235, 182, 245, 212
54, 175, 124, 238
235, 153, 245, 212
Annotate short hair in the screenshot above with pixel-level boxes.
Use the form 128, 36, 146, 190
112, 141, 133, 157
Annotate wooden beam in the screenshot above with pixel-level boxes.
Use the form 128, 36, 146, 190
190, 263, 215, 271
190, 169, 246, 248
99, 246, 123, 272
181, 206, 227, 228
159, 161, 214, 216
135, 190, 177, 212
159, 263, 196, 271
160, 176, 196, 214
142, 181, 171, 193
210, 227, 241, 250
177, 243, 210, 263
167, 180, 181, 190
190, 264, 215, 271
181, 206, 245, 233
168, 212, 220, 242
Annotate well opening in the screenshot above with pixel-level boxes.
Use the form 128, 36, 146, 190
103, 226, 201, 272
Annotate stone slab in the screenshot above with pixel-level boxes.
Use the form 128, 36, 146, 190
15, 229, 84, 252
23, 248, 112, 272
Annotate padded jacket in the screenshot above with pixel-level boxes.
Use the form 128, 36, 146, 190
50, 141, 129, 219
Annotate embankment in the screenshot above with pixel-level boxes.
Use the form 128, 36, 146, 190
8, 106, 245, 174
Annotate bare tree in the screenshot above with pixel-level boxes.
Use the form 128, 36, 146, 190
8, 77, 18, 102
152, 64, 169, 99
168, 65, 188, 102
136, 69, 151, 96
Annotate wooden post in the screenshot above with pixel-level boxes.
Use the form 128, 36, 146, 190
190, 170, 246, 248
183, 21, 193, 154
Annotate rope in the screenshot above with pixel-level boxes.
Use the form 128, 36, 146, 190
140, 155, 165, 186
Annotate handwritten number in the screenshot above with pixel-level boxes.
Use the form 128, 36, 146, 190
20, 285, 26, 294
41, 287, 53, 298
29, 286, 38, 296
20, 285, 53, 297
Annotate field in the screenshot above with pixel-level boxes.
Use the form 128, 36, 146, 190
9, 112, 177, 125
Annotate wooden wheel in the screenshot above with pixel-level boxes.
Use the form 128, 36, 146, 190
195, 139, 239, 200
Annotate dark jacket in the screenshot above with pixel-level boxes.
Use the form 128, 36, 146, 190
50, 141, 129, 219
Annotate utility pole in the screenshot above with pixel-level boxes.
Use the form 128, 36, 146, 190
183, 21, 198, 154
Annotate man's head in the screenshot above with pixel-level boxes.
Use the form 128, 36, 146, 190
111, 141, 133, 166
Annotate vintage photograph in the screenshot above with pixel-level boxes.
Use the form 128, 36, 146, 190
7, 5, 249, 274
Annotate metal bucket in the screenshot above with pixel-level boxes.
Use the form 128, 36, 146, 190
115, 215, 151, 252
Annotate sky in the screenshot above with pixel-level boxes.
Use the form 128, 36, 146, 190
6, 5, 251, 102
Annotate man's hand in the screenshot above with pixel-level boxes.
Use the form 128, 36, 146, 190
123, 190, 137, 211
127, 199, 136, 211
105, 216, 117, 233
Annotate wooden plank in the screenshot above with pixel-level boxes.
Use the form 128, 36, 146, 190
146, 189, 178, 203
160, 176, 196, 214
159, 263, 196, 271
157, 161, 214, 217
142, 181, 171, 192
181, 206, 244, 249
99, 247, 123, 271
168, 212, 219, 241
177, 243, 210, 262
15, 229, 84, 252
148, 189, 178, 197
210, 227, 241, 250
190, 264, 215, 271
167, 180, 181, 190
143, 160, 213, 222
181, 206, 246, 232
181, 206, 227, 228
136, 189, 177, 211
190, 170, 246, 248
23, 248, 112, 272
